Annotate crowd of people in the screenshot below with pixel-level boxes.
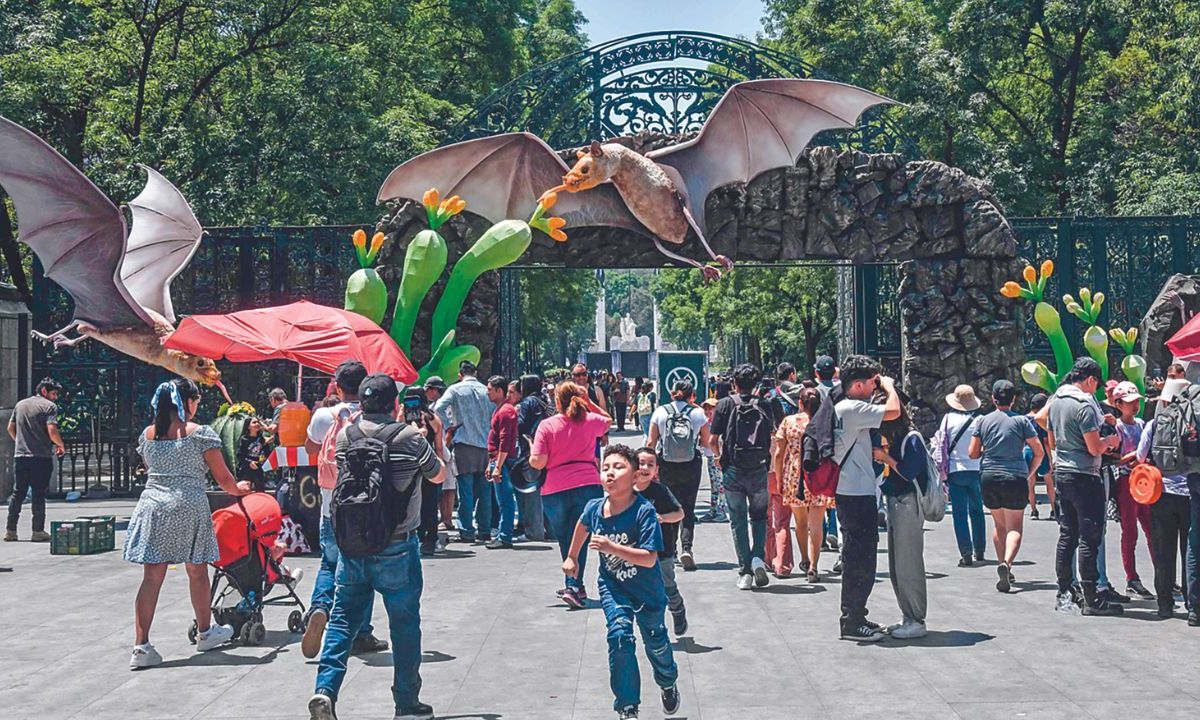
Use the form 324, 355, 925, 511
8, 347, 1200, 720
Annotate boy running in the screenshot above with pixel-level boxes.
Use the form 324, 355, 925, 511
635, 447, 688, 635
564, 445, 681, 720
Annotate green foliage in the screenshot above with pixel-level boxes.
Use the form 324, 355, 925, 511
519, 268, 599, 371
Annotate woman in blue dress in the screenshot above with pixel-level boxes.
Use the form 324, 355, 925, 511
125, 379, 251, 669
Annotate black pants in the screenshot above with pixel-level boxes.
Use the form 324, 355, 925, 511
1151, 492, 1191, 613
7, 456, 53, 533
614, 402, 628, 431
418, 478, 442, 547
1053, 471, 1105, 594
660, 455, 702, 553
835, 493, 879, 628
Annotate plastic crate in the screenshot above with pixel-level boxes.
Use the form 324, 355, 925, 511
50, 515, 116, 555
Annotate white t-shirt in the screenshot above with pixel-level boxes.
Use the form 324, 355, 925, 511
940, 411, 981, 473
307, 401, 359, 517
650, 401, 707, 456
832, 398, 886, 496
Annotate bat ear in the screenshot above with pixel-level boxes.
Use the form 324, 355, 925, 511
589, 141, 604, 157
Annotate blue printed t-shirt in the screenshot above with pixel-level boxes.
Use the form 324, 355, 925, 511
579, 495, 667, 609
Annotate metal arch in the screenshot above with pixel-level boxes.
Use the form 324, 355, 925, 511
453, 30, 913, 155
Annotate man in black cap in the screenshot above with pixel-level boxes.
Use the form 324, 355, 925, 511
814, 356, 838, 394
310, 374, 445, 720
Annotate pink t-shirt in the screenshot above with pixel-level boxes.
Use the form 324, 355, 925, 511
531, 411, 609, 495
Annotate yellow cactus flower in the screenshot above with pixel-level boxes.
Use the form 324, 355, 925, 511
1000, 282, 1022, 298
1041, 259, 1054, 278
1093, 291, 1105, 308
547, 216, 567, 231
438, 195, 465, 218
451, 198, 467, 215
1109, 328, 1126, 343
422, 188, 439, 209
1128, 327, 1138, 343
549, 228, 568, 242
1023, 265, 1036, 283
352, 228, 367, 249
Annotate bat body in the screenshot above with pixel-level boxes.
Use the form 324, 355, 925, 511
0, 116, 225, 391
378, 79, 896, 278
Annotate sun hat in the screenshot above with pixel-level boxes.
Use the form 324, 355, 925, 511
945, 384, 981, 412
1112, 381, 1143, 403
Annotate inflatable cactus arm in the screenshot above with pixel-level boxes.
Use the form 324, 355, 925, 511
344, 229, 389, 324
1111, 327, 1147, 395
1002, 260, 1072, 393
1064, 288, 1109, 400
390, 189, 455, 354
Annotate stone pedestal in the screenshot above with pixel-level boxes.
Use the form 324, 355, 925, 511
0, 282, 31, 499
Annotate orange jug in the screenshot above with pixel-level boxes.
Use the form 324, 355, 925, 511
276, 401, 312, 447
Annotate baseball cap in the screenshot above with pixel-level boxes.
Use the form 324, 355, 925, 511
1112, 381, 1143, 403
815, 355, 836, 377
424, 376, 447, 391
991, 379, 1017, 404
359, 373, 399, 412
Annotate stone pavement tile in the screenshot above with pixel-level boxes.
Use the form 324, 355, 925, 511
947, 701, 1087, 719
1080, 699, 1200, 719
825, 703, 958, 720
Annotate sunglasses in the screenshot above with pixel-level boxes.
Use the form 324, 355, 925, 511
572, 372, 588, 377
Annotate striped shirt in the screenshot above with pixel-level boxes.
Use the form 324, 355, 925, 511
433, 376, 495, 450
335, 414, 442, 534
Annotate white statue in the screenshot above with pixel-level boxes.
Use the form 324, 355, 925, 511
611, 313, 650, 351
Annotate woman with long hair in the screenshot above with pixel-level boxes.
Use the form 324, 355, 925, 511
771, 386, 832, 582
529, 381, 611, 609
872, 393, 930, 639
124, 379, 251, 669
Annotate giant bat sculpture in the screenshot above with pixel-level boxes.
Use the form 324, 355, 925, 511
379, 79, 895, 279
0, 116, 227, 394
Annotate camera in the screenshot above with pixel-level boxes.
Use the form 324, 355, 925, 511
402, 386, 428, 427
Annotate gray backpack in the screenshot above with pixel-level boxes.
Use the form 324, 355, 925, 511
661, 403, 699, 463
1150, 384, 1200, 475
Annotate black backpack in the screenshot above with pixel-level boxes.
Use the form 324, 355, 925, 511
331, 421, 413, 558
727, 394, 772, 469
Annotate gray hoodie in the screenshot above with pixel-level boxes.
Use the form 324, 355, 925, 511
1047, 383, 1103, 477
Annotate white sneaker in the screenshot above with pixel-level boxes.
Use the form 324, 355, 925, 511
285, 567, 305, 587
751, 557, 770, 588
890, 618, 927, 639
679, 550, 696, 571
308, 693, 336, 720
129, 644, 162, 669
736, 574, 753, 590
196, 624, 234, 651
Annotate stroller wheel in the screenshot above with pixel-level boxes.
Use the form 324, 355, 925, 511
246, 622, 266, 646
187, 621, 198, 645
288, 610, 304, 634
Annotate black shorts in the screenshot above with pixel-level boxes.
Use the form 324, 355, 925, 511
981, 473, 1028, 510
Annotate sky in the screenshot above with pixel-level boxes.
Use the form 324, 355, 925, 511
574, 0, 767, 46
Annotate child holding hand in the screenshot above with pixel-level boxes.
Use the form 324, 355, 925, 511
563, 444, 681, 720
633, 448, 688, 635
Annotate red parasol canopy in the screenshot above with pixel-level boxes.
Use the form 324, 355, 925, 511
1167, 313, 1200, 362
163, 300, 417, 383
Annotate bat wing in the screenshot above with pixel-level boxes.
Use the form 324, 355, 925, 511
378, 132, 650, 236
120, 165, 204, 325
646, 79, 897, 235
0, 115, 150, 328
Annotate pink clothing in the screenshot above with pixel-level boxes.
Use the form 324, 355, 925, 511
765, 493, 794, 577
531, 411, 609, 495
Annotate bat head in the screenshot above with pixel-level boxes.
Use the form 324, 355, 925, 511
165, 348, 223, 387
563, 141, 617, 192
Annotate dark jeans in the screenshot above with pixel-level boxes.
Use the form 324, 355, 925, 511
456, 471, 493, 540
544, 484, 603, 592
7, 456, 53, 532
835, 493, 879, 627
1151, 492, 1191, 613
601, 588, 678, 711
724, 465, 768, 575
1189, 476, 1200, 611
1054, 471, 1105, 595
316, 535, 423, 713
492, 459, 518, 543
614, 402, 628, 432
418, 479, 442, 547
947, 471, 986, 558
309, 516, 374, 637
659, 455, 701, 554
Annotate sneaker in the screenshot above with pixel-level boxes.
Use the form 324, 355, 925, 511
618, 707, 639, 720
679, 549, 696, 571
420, 542, 436, 557
308, 693, 336, 720
826, 534, 839, 550
562, 587, 586, 609
2, 530, 15, 542
975, 551, 986, 563
1098, 587, 1131, 604
394, 702, 435, 720
661, 684, 681, 714
710, 513, 729, 523
196, 624, 234, 651
1189, 611, 1199, 627
958, 555, 973, 568
435, 532, 449, 551
352, 633, 389, 654
736, 574, 753, 590
302, 608, 329, 658
1082, 601, 1124, 617
832, 557, 843, 574
1030, 507, 1040, 519
512, 533, 529, 543
877, 511, 887, 531
862, 619, 883, 633
484, 538, 512, 550
890, 618, 927, 639
672, 609, 688, 636
807, 569, 821, 583
30, 530, 50, 542
1055, 591, 1079, 615
129, 644, 163, 670
751, 557, 770, 588
286, 567, 304, 586
1157, 607, 1174, 620
453, 533, 476, 544
996, 564, 1011, 593
840, 623, 885, 642
1127, 579, 1155, 600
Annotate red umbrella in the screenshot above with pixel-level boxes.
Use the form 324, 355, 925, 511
163, 300, 417, 383
1168, 313, 1200, 362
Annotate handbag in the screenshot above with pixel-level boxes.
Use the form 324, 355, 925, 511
509, 433, 545, 494
805, 442, 854, 498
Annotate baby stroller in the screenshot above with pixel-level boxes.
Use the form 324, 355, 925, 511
187, 492, 307, 646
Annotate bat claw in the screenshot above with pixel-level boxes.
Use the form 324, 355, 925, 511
701, 265, 722, 283
715, 254, 734, 272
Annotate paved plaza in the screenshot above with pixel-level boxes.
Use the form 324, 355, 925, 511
3, 433, 1199, 720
